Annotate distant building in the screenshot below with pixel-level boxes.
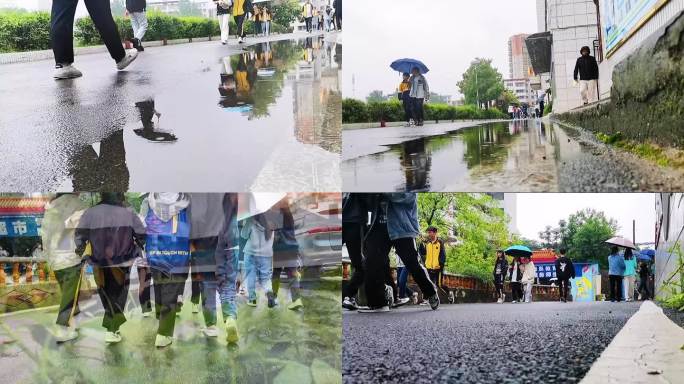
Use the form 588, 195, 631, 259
503, 78, 536, 106
487, 193, 519, 236
147, 0, 216, 18
508, 34, 534, 79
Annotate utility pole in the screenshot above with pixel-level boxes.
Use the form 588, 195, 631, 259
633, 220, 636, 245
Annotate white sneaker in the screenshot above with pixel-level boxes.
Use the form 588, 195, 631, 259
142, 311, 152, 318
116, 50, 138, 70
203, 325, 219, 337
392, 297, 410, 308
358, 306, 390, 313
155, 334, 173, 348
55, 325, 78, 343
224, 317, 239, 344
287, 298, 304, 310
105, 331, 122, 344
496, 298, 503, 304
502, 294, 506, 303
54, 64, 83, 80
192, 303, 200, 313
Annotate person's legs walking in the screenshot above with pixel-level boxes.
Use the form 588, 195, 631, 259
51, 0, 78, 66
412, 98, 424, 125
200, 272, 218, 329
362, 222, 393, 309
93, 266, 130, 337
255, 255, 274, 305
393, 237, 437, 301
397, 266, 407, 298
83, 0, 126, 63
138, 265, 152, 314
342, 222, 364, 301
244, 253, 257, 302
54, 264, 82, 327
580, 80, 589, 104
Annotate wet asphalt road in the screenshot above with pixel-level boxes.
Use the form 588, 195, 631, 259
343, 301, 641, 383
341, 119, 684, 192
0, 32, 341, 192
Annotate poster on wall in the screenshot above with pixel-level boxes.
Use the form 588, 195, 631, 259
570, 263, 599, 302
601, 0, 671, 57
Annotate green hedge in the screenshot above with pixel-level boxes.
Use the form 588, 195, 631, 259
0, 10, 291, 52
0, 11, 51, 52
343, 99, 508, 123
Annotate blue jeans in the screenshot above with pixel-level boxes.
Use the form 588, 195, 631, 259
262, 21, 270, 35
397, 266, 412, 299
244, 253, 273, 301
217, 246, 239, 320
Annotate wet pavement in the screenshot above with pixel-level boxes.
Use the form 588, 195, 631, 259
343, 301, 641, 384
0, 32, 342, 192
0, 271, 342, 384
341, 119, 684, 192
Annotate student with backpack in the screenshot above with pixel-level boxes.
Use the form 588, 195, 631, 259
554, 248, 575, 302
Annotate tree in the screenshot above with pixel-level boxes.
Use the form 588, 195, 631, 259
565, 209, 619, 268
417, 193, 455, 238
457, 58, 505, 109
271, 0, 301, 30
500, 89, 520, 112
366, 90, 386, 103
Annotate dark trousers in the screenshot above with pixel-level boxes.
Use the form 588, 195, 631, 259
254, 19, 261, 35
402, 97, 412, 122
342, 222, 364, 299
51, 0, 125, 65
510, 282, 522, 302
190, 263, 202, 305
137, 265, 152, 313
493, 274, 504, 299
235, 14, 247, 38
305, 17, 313, 32
363, 222, 436, 308
273, 266, 301, 301
427, 269, 441, 291
54, 264, 82, 327
411, 98, 424, 123
609, 275, 623, 301
335, 13, 341, 30
93, 266, 130, 332
558, 278, 570, 301
639, 276, 651, 299
539, 101, 545, 115
152, 270, 185, 337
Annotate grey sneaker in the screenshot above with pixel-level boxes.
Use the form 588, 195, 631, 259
54, 64, 83, 80
116, 50, 139, 70
392, 297, 410, 308
428, 294, 440, 310
385, 285, 394, 308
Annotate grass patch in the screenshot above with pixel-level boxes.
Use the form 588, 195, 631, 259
595, 131, 684, 168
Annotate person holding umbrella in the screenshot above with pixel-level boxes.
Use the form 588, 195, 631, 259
608, 246, 626, 302
409, 67, 430, 126
505, 245, 532, 303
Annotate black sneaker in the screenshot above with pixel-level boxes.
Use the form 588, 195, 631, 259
266, 291, 277, 308
428, 294, 440, 310
342, 296, 358, 311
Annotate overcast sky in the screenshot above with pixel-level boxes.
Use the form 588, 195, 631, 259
343, 0, 538, 100
514, 194, 656, 244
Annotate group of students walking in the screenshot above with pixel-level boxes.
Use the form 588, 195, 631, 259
398, 68, 430, 126
42, 192, 302, 348
607, 246, 652, 302
301, 0, 339, 33
341, 193, 440, 313
216, 0, 274, 45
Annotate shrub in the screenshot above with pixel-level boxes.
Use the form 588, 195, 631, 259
343, 99, 507, 123
0, 11, 51, 52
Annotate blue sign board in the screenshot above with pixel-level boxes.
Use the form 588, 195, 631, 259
535, 263, 556, 279
0, 216, 42, 237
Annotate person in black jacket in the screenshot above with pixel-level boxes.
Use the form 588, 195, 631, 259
573, 46, 599, 105
554, 248, 576, 302
508, 256, 523, 303
493, 250, 508, 303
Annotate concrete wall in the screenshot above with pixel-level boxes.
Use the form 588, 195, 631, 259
598, 0, 684, 99
546, 0, 600, 113
655, 193, 684, 300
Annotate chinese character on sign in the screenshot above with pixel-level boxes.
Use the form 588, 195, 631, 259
12, 220, 28, 235
0, 222, 7, 236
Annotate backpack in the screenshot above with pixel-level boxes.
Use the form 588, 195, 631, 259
144, 208, 191, 274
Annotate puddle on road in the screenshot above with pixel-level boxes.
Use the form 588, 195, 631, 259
342, 120, 583, 192
26, 37, 341, 192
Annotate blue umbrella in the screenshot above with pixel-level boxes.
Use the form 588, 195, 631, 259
637, 252, 652, 261
504, 245, 533, 258
390, 58, 429, 74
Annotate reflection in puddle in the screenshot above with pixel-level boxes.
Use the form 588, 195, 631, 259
342, 119, 582, 192
47, 37, 342, 191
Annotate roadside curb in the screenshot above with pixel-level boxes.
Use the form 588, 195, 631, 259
580, 301, 684, 383
0, 30, 332, 65
342, 119, 509, 130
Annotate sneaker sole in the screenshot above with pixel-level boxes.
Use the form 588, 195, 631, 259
54, 74, 82, 80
